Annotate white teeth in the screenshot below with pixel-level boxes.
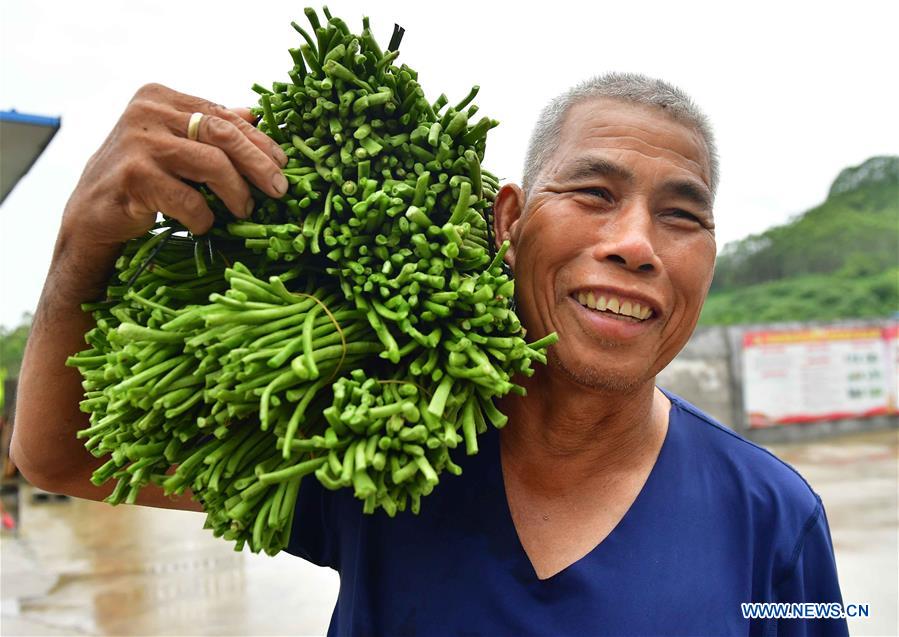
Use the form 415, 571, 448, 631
629, 302, 649, 320
606, 297, 620, 314
574, 291, 654, 320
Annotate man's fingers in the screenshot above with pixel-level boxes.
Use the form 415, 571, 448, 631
211, 105, 288, 167
170, 111, 288, 200
229, 107, 259, 125
159, 86, 287, 167
196, 113, 289, 198
134, 170, 215, 235
163, 138, 252, 219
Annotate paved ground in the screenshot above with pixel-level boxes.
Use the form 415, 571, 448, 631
767, 429, 899, 636
1, 494, 339, 636
2, 427, 897, 636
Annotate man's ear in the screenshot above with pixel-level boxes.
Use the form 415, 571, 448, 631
493, 183, 526, 271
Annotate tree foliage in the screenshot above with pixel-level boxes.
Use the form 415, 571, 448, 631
0, 314, 32, 379
700, 268, 898, 325
702, 156, 899, 325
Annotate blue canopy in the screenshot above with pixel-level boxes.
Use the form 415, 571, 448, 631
0, 110, 61, 205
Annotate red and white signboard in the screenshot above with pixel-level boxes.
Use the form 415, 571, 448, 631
743, 325, 896, 428
885, 324, 899, 414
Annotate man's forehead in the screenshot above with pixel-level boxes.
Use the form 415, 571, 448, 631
554, 97, 713, 186
561, 97, 696, 138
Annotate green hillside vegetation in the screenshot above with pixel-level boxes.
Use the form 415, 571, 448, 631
700, 156, 899, 326
0, 315, 31, 379
700, 267, 898, 325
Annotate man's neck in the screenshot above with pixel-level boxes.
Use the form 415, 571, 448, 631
496, 368, 669, 497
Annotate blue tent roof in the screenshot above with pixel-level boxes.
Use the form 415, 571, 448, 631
0, 109, 61, 205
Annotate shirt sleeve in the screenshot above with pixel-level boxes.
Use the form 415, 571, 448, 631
773, 496, 849, 637
283, 473, 337, 569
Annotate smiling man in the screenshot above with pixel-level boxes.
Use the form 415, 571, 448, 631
491, 85, 720, 582
484, 74, 848, 635
278, 74, 850, 636
13, 73, 849, 636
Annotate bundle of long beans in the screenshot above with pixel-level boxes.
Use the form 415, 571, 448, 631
68, 6, 556, 555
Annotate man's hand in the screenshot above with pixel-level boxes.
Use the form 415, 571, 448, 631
63, 82, 289, 248
11, 82, 287, 511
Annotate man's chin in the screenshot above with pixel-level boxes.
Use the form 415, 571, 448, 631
546, 347, 646, 394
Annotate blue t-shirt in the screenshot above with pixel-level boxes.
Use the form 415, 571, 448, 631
287, 389, 849, 636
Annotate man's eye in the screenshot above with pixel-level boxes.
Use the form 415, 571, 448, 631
577, 187, 612, 201
668, 209, 702, 223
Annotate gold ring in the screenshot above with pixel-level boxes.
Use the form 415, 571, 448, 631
187, 112, 204, 141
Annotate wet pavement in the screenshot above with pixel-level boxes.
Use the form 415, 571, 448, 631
1, 494, 338, 636
2, 427, 897, 636
766, 428, 899, 636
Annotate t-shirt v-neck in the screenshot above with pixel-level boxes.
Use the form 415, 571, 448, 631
287, 388, 849, 637
494, 397, 672, 583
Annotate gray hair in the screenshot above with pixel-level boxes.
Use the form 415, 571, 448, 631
521, 72, 719, 199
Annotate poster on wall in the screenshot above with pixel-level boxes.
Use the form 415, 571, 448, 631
743, 326, 894, 428
884, 324, 899, 414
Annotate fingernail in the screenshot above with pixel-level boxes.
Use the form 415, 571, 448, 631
272, 146, 288, 167
245, 199, 254, 217
272, 173, 288, 196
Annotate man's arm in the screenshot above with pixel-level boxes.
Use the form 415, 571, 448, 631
11, 231, 203, 510
10, 83, 289, 510
773, 497, 850, 637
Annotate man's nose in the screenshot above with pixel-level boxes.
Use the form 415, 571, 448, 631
592, 201, 661, 273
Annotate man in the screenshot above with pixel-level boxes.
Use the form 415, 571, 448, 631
12, 73, 848, 636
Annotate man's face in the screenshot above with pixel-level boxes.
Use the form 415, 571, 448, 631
496, 98, 717, 392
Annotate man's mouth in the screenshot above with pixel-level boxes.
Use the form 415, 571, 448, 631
571, 291, 655, 323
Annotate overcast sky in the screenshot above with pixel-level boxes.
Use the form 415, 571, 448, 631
2, 0, 897, 328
